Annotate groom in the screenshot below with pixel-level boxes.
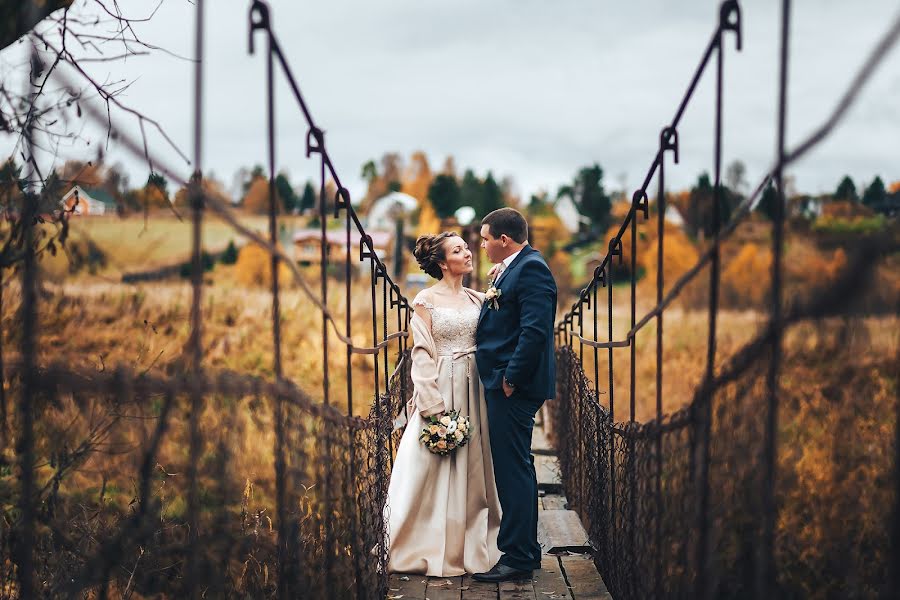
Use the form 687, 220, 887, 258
473, 207, 557, 582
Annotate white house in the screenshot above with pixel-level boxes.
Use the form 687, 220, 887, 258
554, 195, 589, 233
61, 185, 114, 216
664, 204, 686, 228
365, 191, 420, 231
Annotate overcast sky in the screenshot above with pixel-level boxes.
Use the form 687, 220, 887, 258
2, 0, 899, 202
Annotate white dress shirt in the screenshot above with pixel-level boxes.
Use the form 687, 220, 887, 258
495, 249, 522, 285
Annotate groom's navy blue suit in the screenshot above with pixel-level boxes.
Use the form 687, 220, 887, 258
475, 244, 557, 571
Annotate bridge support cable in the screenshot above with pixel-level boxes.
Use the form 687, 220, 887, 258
552, 1, 900, 598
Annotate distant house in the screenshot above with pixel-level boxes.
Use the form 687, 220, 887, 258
365, 191, 419, 231
61, 185, 116, 216
664, 204, 686, 228
553, 195, 589, 233
293, 229, 394, 267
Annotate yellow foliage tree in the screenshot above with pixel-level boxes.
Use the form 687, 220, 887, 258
721, 242, 772, 308
235, 243, 291, 288
416, 201, 442, 238
529, 213, 570, 254
402, 151, 432, 203
547, 249, 573, 295
173, 177, 232, 207
242, 177, 283, 214
640, 225, 701, 305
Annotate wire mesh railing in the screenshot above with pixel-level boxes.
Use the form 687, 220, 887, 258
2, 0, 413, 598
2, 0, 898, 598
551, 1, 900, 598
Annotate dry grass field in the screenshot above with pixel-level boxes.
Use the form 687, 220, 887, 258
36, 214, 306, 280
0, 213, 896, 596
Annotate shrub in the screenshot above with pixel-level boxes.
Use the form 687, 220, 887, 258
721, 242, 772, 309
179, 250, 215, 278
235, 243, 291, 288
221, 240, 239, 265
812, 214, 886, 234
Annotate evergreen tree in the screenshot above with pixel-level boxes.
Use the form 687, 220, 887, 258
757, 180, 779, 221
862, 176, 886, 209
460, 170, 485, 216
299, 181, 316, 213
221, 240, 239, 264
571, 164, 611, 232
480, 172, 504, 217
427, 174, 461, 219
274, 172, 298, 213
361, 160, 377, 184
834, 176, 858, 202
147, 172, 169, 196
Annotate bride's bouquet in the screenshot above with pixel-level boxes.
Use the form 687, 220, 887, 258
419, 410, 470, 455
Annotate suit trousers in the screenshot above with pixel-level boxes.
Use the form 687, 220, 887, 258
484, 387, 545, 571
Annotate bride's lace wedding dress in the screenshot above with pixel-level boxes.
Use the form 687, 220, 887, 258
386, 288, 502, 576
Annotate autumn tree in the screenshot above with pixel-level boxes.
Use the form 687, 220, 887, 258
173, 176, 231, 209
441, 156, 458, 178
684, 172, 735, 239
361, 160, 377, 185
0, 159, 24, 216
526, 191, 553, 217
127, 172, 172, 211
724, 160, 748, 196
242, 177, 283, 214
360, 153, 404, 211
500, 175, 520, 209
402, 151, 432, 203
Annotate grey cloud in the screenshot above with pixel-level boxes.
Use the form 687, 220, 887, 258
1, 0, 898, 202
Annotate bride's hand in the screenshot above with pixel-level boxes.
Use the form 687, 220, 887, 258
487, 263, 501, 281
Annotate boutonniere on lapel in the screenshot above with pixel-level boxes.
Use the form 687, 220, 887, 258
484, 283, 502, 310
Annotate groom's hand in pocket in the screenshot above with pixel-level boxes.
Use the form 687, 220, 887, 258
502, 377, 515, 398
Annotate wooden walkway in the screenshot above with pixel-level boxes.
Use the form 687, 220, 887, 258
388, 414, 612, 600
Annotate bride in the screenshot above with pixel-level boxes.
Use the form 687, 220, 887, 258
386, 231, 502, 576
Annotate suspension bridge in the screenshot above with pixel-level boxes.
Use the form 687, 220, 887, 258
1, 0, 899, 598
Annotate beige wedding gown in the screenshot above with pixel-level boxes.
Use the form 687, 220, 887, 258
386, 289, 502, 576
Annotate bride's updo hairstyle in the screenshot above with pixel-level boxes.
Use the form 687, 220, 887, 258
414, 231, 459, 280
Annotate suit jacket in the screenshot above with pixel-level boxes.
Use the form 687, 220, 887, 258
475, 244, 557, 400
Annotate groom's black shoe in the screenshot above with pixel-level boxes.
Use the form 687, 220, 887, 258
471, 562, 533, 583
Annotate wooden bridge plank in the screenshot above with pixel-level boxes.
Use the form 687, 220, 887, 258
499, 578, 537, 599
538, 509, 591, 554
532, 555, 571, 599
532, 423, 553, 455
388, 573, 428, 599
460, 574, 498, 600
558, 555, 612, 600
536, 454, 562, 492
541, 494, 568, 510
426, 575, 464, 600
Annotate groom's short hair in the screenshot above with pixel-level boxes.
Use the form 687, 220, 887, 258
482, 208, 528, 244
